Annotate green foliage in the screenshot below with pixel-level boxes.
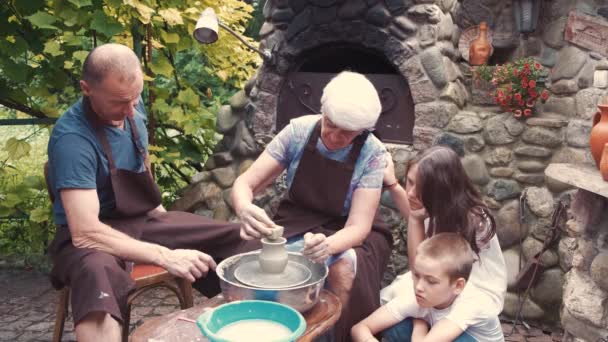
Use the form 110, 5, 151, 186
0, 124, 54, 267
0, 0, 260, 262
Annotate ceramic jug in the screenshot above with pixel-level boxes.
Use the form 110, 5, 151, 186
600, 144, 608, 181
259, 237, 288, 274
469, 22, 491, 66
589, 104, 608, 168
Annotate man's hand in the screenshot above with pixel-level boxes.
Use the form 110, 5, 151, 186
160, 249, 217, 283
238, 203, 275, 240
302, 232, 329, 263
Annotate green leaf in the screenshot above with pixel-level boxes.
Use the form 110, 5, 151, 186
90, 10, 124, 38
30, 207, 50, 223
158, 8, 183, 26
68, 0, 93, 8
26, 11, 58, 30
150, 55, 173, 78
72, 50, 89, 64
177, 88, 200, 108
23, 176, 43, 189
43, 41, 64, 57
123, 0, 155, 24
58, 8, 81, 27
62, 32, 83, 46
5, 138, 32, 160
161, 31, 180, 44
2, 193, 23, 208
169, 107, 186, 124
152, 98, 171, 114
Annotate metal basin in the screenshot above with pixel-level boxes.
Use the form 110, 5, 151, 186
217, 251, 328, 313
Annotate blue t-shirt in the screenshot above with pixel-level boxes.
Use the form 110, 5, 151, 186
47, 97, 148, 225
265, 115, 387, 215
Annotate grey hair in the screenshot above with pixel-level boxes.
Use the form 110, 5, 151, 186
82, 43, 142, 85
320, 71, 381, 131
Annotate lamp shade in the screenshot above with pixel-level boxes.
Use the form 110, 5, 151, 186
512, 0, 541, 34
194, 8, 219, 44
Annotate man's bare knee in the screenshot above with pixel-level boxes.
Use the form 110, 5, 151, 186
75, 312, 121, 342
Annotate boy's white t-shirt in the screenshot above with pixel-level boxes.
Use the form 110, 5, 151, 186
385, 284, 505, 342
380, 216, 507, 314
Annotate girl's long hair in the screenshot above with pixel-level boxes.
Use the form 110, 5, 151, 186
411, 146, 496, 253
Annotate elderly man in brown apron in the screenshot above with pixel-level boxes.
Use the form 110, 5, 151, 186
232, 71, 393, 342
47, 44, 257, 341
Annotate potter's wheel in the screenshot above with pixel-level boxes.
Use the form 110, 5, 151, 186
234, 260, 312, 289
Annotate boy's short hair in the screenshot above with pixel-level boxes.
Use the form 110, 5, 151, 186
416, 233, 477, 281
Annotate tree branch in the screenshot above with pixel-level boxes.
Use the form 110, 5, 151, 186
0, 99, 48, 119
166, 161, 190, 183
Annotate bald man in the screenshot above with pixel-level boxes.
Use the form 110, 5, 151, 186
47, 44, 251, 341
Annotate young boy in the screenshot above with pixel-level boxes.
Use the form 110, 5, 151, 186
351, 233, 504, 342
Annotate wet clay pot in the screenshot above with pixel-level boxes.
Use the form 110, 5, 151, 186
600, 144, 608, 181
590, 104, 608, 168
259, 237, 288, 274
469, 22, 491, 66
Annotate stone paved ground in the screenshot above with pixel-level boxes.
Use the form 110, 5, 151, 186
0, 269, 562, 341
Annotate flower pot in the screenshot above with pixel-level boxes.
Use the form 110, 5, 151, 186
589, 104, 608, 168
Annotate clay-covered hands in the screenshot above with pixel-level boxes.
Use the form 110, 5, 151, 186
237, 203, 275, 240
160, 249, 217, 283
302, 232, 330, 263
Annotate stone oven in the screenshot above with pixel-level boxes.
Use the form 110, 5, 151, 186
174, 0, 608, 335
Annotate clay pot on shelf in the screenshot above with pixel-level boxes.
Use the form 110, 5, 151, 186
590, 104, 608, 168
600, 144, 608, 181
469, 22, 491, 66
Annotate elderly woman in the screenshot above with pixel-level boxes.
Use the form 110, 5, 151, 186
232, 71, 393, 341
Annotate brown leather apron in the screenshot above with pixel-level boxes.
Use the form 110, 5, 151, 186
273, 120, 393, 342
48, 98, 251, 325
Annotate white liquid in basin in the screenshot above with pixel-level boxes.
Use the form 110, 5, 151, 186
216, 319, 292, 341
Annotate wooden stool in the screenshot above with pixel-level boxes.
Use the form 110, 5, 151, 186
52, 264, 193, 342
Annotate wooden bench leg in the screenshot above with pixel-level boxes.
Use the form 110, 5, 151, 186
53, 287, 70, 342
122, 300, 133, 342
176, 278, 193, 309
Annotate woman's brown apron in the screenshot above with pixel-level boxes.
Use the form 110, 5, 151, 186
272, 120, 393, 342
48, 99, 252, 325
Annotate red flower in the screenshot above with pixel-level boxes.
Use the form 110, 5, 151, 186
497, 90, 504, 98
514, 109, 522, 118
528, 88, 538, 98
524, 63, 530, 70
521, 79, 528, 88
524, 109, 532, 117
518, 99, 525, 107
526, 99, 536, 107
541, 90, 550, 100
529, 80, 536, 88
534, 62, 541, 70
514, 93, 522, 101
513, 69, 519, 77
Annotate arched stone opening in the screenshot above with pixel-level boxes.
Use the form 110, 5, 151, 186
276, 43, 415, 143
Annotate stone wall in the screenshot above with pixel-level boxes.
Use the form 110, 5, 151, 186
544, 164, 608, 341
173, 0, 608, 327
